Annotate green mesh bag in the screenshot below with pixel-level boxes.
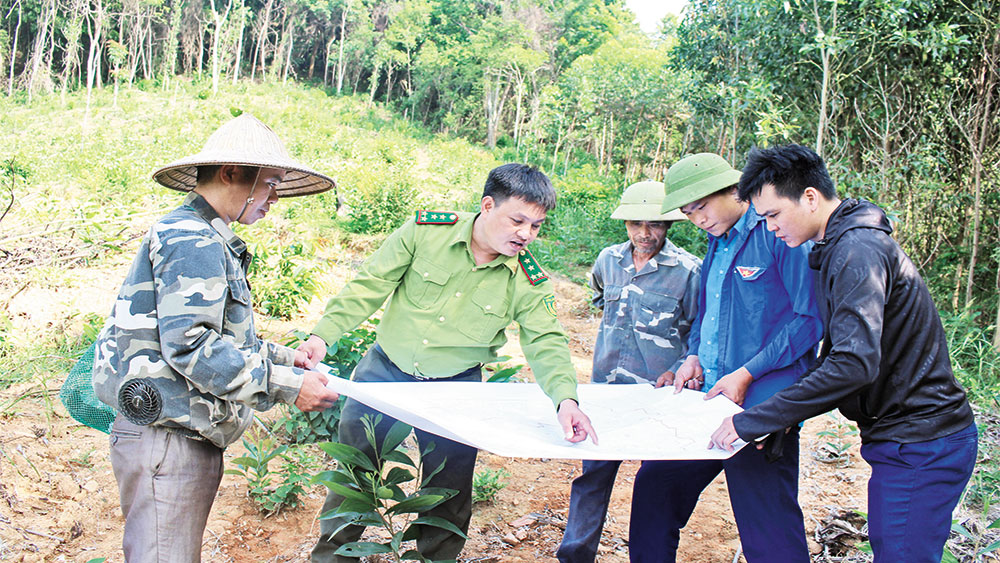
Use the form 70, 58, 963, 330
59, 341, 117, 434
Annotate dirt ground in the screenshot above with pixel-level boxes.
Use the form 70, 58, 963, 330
1, 240, 877, 562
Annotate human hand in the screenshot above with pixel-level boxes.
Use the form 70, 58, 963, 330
669, 355, 704, 393
708, 415, 739, 451
557, 399, 599, 445
296, 335, 328, 369
704, 366, 753, 405
293, 348, 310, 368
294, 370, 340, 412
654, 370, 675, 388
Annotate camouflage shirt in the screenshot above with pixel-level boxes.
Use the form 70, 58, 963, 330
93, 193, 304, 448
590, 238, 701, 384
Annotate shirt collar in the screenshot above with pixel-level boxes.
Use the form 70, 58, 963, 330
447, 212, 520, 274
719, 203, 761, 241
184, 192, 252, 272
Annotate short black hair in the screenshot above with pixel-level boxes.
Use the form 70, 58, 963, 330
482, 163, 557, 211
738, 144, 836, 202
196, 164, 258, 185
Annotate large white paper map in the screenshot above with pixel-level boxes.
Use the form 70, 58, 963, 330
320, 365, 747, 460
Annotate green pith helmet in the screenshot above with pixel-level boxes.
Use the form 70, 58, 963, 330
611, 181, 687, 221
661, 153, 742, 214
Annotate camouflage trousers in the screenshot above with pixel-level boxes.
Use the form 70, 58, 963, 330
110, 417, 223, 562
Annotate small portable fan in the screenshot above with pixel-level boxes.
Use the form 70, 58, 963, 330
117, 378, 163, 425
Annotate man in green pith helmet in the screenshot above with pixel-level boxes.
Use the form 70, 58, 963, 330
299, 163, 598, 563
557, 180, 701, 563
629, 153, 823, 562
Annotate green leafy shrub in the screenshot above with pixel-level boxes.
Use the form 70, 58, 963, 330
248, 240, 323, 319
315, 415, 463, 561
344, 172, 419, 235
472, 467, 510, 504
812, 412, 859, 467
225, 429, 320, 516
272, 323, 378, 444
941, 309, 1000, 407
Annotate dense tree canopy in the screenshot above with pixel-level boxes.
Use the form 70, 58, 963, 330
2, 0, 998, 341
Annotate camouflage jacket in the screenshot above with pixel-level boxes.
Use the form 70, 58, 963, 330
93, 193, 304, 448
590, 239, 701, 384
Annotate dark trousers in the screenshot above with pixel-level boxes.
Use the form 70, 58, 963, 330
861, 423, 977, 563
311, 344, 481, 563
557, 459, 623, 562
629, 428, 809, 563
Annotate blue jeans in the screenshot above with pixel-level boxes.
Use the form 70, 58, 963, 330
861, 423, 978, 563
557, 459, 622, 562
629, 427, 809, 563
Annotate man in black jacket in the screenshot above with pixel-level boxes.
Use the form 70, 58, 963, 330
709, 144, 977, 563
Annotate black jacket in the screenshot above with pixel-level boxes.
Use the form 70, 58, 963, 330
734, 198, 973, 443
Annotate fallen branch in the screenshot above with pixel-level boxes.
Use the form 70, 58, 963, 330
23, 527, 62, 541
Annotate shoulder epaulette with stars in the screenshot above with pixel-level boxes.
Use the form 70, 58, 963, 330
517, 248, 549, 286
415, 210, 459, 225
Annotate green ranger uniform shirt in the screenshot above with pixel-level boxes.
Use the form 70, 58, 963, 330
312, 211, 579, 409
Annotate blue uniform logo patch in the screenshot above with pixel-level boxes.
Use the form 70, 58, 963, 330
735, 265, 765, 280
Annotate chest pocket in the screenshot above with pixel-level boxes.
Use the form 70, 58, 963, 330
457, 286, 511, 343
225, 276, 254, 348
638, 292, 680, 330
404, 256, 452, 309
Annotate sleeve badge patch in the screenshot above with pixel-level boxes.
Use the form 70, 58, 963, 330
542, 295, 557, 317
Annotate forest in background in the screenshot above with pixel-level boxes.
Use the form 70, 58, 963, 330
1, 0, 998, 346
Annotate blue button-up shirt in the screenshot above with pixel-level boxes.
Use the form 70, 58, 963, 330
689, 204, 822, 408
699, 208, 752, 387
590, 238, 701, 384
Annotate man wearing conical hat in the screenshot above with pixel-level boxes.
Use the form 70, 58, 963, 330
298, 163, 598, 562
92, 114, 341, 561
557, 181, 701, 563
627, 154, 823, 562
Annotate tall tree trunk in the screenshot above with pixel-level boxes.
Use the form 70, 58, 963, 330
209, 0, 232, 93
84, 0, 105, 122
994, 233, 1000, 352
368, 59, 381, 105
251, 0, 273, 81
268, 3, 288, 79
383, 59, 394, 103
23, 0, 57, 101
59, 0, 86, 101
307, 33, 317, 79
232, 1, 245, 83
7, 0, 23, 97
162, 0, 184, 89
812, 0, 838, 157
336, 2, 346, 94
196, 16, 205, 77
964, 29, 998, 305
282, 15, 294, 83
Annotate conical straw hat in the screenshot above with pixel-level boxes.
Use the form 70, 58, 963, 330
151, 114, 336, 198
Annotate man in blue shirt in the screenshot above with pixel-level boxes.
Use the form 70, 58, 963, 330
557, 181, 701, 562
629, 153, 822, 562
